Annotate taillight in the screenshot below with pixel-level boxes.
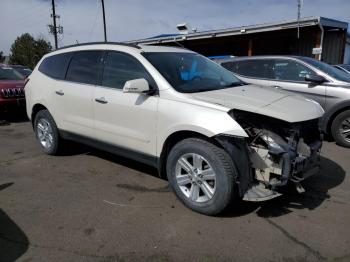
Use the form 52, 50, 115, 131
24, 77, 30, 88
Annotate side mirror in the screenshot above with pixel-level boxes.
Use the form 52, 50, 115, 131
304, 74, 326, 84
123, 78, 150, 94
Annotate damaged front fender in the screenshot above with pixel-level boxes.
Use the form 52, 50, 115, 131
214, 135, 253, 197
216, 110, 323, 202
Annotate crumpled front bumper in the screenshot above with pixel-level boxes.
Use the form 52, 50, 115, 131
289, 140, 322, 183
244, 135, 322, 201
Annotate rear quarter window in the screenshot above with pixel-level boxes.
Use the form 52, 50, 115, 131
221, 61, 238, 72
38, 52, 73, 79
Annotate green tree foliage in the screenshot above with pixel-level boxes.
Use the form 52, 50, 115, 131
9, 33, 52, 69
0, 51, 4, 63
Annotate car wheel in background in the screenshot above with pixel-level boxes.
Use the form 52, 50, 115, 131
331, 109, 350, 148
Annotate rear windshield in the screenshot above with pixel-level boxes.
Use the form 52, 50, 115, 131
339, 65, 350, 71
299, 57, 350, 83
0, 67, 23, 80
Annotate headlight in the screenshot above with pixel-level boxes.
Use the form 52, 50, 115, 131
261, 134, 285, 154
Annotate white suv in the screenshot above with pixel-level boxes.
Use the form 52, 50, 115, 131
26, 43, 324, 215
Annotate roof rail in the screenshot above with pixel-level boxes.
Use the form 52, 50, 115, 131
56, 42, 141, 51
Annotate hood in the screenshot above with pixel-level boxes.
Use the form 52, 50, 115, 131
191, 84, 324, 123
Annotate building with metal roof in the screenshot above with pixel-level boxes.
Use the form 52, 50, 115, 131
128, 16, 349, 64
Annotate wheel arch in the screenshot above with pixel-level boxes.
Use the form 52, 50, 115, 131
158, 130, 221, 179
31, 104, 48, 127
322, 101, 350, 135
158, 130, 253, 198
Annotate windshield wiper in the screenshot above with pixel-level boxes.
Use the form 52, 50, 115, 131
181, 88, 211, 93
225, 82, 247, 87
180, 82, 248, 93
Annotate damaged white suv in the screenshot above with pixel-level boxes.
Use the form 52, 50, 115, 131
26, 43, 324, 215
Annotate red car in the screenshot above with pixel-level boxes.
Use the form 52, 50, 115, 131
0, 64, 26, 112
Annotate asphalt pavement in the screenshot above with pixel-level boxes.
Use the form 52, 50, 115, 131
0, 115, 349, 262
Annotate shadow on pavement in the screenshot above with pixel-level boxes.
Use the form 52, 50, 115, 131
88, 148, 345, 218
223, 155, 346, 218
0, 110, 28, 125
0, 182, 29, 262
88, 148, 160, 178
51, 140, 346, 218
56, 141, 160, 177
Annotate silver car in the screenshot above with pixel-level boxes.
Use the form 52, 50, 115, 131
217, 56, 350, 148
334, 64, 350, 75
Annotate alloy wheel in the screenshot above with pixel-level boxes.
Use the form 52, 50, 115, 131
339, 117, 350, 143
175, 153, 216, 203
36, 118, 54, 149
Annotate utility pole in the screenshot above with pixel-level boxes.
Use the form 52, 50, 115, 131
48, 0, 63, 49
101, 0, 107, 42
51, 0, 58, 49
297, 0, 303, 39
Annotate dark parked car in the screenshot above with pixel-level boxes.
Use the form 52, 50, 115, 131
334, 64, 350, 75
216, 56, 350, 148
10, 65, 32, 78
0, 64, 26, 113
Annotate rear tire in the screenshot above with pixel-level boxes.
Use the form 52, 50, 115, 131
34, 110, 62, 155
331, 110, 350, 148
166, 138, 237, 215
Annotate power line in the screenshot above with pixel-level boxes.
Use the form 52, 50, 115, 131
88, 2, 101, 41
10, 5, 49, 28
11, 6, 47, 24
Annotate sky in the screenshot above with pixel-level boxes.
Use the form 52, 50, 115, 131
1, 0, 350, 55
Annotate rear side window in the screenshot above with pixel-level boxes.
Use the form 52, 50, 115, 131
66, 51, 103, 85
223, 59, 274, 79
38, 53, 73, 79
272, 59, 315, 82
101, 52, 156, 89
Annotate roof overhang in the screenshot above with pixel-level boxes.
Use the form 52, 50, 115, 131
127, 16, 348, 45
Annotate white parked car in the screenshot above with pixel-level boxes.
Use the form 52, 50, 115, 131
25, 43, 324, 215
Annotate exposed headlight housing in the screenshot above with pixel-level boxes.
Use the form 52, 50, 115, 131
261, 134, 285, 154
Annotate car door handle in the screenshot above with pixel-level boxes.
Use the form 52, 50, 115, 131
95, 97, 108, 104
272, 86, 283, 90
55, 90, 64, 96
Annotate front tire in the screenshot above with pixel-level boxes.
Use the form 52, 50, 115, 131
166, 138, 236, 215
331, 110, 350, 148
34, 110, 61, 155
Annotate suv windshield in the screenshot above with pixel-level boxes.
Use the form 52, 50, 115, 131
0, 66, 23, 80
144, 52, 243, 93
299, 57, 350, 83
